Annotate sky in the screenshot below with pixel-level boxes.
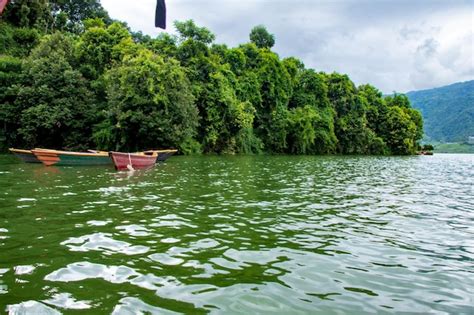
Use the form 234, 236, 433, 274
101, 0, 474, 94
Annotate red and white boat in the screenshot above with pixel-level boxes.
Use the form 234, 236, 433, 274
109, 152, 158, 171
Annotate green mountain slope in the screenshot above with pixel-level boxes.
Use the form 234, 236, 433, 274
406, 80, 474, 142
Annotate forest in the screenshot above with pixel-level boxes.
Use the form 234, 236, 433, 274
0, 0, 423, 155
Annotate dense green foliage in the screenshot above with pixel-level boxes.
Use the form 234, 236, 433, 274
407, 80, 473, 142
0, 1, 423, 154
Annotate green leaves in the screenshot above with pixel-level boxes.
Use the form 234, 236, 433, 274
75, 22, 133, 80
100, 50, 198, 152
381, 106, 418, 154
175, 20, 215, 45
0, 8, 423, 156
12, 32, 95, 149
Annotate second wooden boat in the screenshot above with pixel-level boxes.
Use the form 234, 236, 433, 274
109, 152, 158, 171
144, 149, 178, 162
31, 149, 112, 166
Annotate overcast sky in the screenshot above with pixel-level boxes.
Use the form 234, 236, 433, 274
101, 0, 474, 93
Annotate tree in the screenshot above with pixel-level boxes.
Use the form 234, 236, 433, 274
173, 20, 215, 80
75, 21, 132, 80
422, 144, 434, 151
0, 1, 425, 156
3, 0, 110, 33
0, 56, 23, 150
49, 0, 110, 33
15, 33, 95, 149
380, 106, 418, 155
381, 93, 423, 154
147, 33, 178, 58
385, 93, 411, 108
98, 50, 198, 152
282, 57, 305, 88
287, 70, 337, 154
287, 106, 317, 154
289, 69, 329, 109
3, 0, 52, 30
358, 84, 387, 135
224, 48, 246, 75
249, 25, 275, 49
175, 20, 215, 45
326, 73, 367, 153
253, 50, 292, 152
0, 22, 40, 57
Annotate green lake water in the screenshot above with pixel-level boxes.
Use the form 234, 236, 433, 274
0, 154, 473, 314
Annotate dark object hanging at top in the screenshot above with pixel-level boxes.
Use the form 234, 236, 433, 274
155, 0, 166, 29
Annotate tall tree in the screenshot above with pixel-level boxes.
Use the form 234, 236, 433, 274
75, 21, 132, 80
287, 69, 337, 154
49, 0, 110, 33
254, 50, 292, 152
15, 32, 95, 149
98, 50, 198, 152
2, 0, 52, 29
249, 25, 275, 49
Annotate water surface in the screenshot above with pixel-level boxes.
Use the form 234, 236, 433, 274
0, 154, 473, 314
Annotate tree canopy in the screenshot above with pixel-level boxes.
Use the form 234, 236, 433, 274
249, 25, 275, 49
0, 1, 423, 155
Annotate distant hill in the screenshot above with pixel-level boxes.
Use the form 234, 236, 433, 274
406, 80, 474, 142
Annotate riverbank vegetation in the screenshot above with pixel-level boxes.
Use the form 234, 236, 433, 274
0, 0, 423, 155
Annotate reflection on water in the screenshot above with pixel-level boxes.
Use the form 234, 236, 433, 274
0, 154, 473, 314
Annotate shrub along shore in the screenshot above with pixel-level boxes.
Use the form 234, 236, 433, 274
0, 1, 423, 155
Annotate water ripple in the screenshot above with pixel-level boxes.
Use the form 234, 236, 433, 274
61, 233, 149, 255
1, 154, 473, 314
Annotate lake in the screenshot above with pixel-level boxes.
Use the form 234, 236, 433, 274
0, 154, 472, 314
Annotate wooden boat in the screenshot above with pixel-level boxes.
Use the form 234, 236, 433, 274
87, 149, 108, 154
417, 151, 434, 156
144, 149, 178, 162
109, 151, 158, 171
9, 148, 41, 163
31, 149, 112, 166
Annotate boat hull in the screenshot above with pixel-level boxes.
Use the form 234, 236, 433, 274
144, 149, 178, 162
110, 152, 157, 171
31, 150, 112, 166
9, 148, 41, 163
157, 150, 177, 162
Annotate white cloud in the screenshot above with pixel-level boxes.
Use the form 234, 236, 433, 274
100, 0, 474, 93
